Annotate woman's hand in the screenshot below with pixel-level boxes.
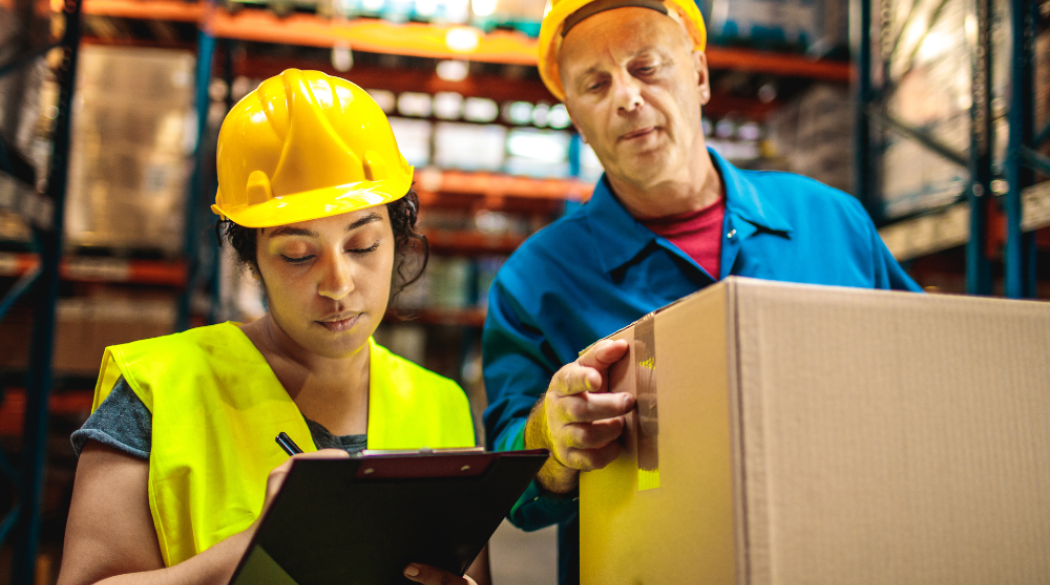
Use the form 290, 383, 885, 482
403, 564, 478, 585
58, 445, 352, 585
258, 449, 350, 520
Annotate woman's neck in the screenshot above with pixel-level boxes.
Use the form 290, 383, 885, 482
241, 315, 371, 435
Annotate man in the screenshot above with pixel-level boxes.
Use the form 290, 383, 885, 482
482, 1, 921, 583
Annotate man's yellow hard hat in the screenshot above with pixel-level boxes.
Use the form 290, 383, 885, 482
212, 69, 412, 228
537, 0, 707, 102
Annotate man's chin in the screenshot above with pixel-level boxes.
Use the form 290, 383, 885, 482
614, 161, 673, 188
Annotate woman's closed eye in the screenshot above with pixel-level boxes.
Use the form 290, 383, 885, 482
281, 254, 315, 264
348, 241, 381, 255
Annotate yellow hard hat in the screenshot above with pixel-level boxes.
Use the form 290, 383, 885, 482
537, 0, 707, 102
212, 69, 412, 228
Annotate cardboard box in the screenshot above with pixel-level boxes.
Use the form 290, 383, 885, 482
0, 297, 175, 375
581, 277, 1050, 585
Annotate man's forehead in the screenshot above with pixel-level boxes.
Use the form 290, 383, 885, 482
561, 0, 669, 37
560, 7, 687, 69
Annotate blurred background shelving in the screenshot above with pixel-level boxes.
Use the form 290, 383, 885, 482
5, 0, 1049, 581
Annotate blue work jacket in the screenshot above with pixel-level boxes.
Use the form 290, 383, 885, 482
482, 148, 921, 585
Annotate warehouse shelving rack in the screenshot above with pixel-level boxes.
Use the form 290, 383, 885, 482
0, 0, 863, 575
1003, 0, 1046, 297
0, 0, 83, 583
855, 0, 1050, 297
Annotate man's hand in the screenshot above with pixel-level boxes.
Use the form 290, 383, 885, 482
525, 339, 634, 493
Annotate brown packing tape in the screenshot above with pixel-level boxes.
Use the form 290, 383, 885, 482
634, 314, 660, 490
607, 314, 660, 491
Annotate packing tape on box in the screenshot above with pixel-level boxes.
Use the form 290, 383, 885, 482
634, 313, 659, 490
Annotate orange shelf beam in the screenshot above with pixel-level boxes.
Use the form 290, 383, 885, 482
0, 389, 95, 437
416, 307, 487, 327
418, 170, 594, 202
384, 307, 487, 327
211, 10, 538, 65
425, 229, 526, 255
705, 46, 852, 82
79, 0, 852, 78
0, 253, 187, 287
83, 0, 204, 22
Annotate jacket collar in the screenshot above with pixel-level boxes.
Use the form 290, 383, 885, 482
586, 147, 794, 274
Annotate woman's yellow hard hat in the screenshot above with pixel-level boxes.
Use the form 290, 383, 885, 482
212, 69, 412, 228
537, 0, 707, 102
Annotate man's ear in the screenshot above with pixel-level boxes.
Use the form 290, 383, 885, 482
693, 49, 711, 105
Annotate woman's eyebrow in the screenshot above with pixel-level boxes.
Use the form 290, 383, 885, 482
346, 213, 382, 231
265, 213, 381, 238
268, 226, 318, 238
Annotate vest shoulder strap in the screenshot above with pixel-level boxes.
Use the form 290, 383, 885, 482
368, 341, 477, 450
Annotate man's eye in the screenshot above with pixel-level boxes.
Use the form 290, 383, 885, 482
348, 241, 380, 254
636, 66, 656, 75
281, 255, 314, 264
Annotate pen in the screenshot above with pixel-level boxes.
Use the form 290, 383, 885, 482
276, 432, 303, 456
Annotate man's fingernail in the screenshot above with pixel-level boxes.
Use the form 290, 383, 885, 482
404, 565, 420, 577
585, 377, 594, 390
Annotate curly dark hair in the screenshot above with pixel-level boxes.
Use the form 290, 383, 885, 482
217, 189, 429, 308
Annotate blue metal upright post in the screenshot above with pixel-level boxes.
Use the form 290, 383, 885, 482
968, 0, 993, 295
1005, 0, 1034, 298
10, 0, 82, 582
853, 0, 877, 219
177, 4, 217, 331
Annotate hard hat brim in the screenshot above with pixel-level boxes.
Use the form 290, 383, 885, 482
212, 172, 413, 229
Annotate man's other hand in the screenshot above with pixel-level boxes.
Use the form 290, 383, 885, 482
525, 339, 634, 493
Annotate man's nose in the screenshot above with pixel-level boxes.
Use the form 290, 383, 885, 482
612, 73, 644, 114
317, 252, 354, 300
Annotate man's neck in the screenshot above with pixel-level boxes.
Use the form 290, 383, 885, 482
605, 147, 724, 221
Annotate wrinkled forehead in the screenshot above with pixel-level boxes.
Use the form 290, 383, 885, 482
558, 6, 690, 75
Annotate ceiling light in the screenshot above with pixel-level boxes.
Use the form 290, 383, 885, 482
472, 0, 498, 17
366, 89, 397, 113
331, 44, 353, 72
436, 60, 470, 82
547, 103, 571, 129
446, 27, 480, 52
433, 92, 465, 119
463, 97, 498, 122
397, 92, 433, 118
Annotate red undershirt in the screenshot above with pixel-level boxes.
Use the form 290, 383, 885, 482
640, 196, 726, 280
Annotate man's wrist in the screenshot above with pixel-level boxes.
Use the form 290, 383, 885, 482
523, 395, 552, 452
524, 396, 579, 493
536, 457, 579, 494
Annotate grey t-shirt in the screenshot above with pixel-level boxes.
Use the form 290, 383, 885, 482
71, 376, 368, 459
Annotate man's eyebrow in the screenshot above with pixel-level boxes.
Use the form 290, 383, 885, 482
347, 212, 382, 231
575, 48, 658, 80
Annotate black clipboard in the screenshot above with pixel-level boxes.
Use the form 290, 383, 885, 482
229, 449, 549, 585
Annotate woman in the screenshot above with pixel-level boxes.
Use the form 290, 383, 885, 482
57, 69, 486, 585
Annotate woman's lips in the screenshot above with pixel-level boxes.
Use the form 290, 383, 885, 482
318, 313, 361, 332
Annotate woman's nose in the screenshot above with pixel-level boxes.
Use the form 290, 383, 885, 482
317, 253, 354, 300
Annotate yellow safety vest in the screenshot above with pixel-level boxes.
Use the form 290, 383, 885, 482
91, 322, 475, 567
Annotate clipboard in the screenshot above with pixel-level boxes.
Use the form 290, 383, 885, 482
229, 449, 549, 585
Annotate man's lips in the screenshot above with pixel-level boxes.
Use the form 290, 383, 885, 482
317, 312, 362, 332
620, 126, 658, 141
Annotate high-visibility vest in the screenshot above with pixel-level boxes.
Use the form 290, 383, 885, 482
92, 322, 475, 567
